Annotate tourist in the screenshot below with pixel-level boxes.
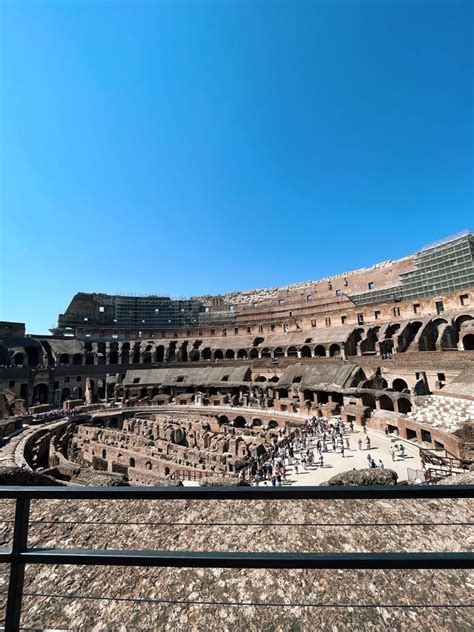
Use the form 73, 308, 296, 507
367, 453, 372, 467
370, 458, 377, 468
345, 438, 350, 449
358, 438, 363, 450
399, 444, 406, 459
378, 459, 384, 468
366, 437, 371, 450
390, 447, 396, 461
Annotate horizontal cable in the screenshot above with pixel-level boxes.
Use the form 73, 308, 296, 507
28, 520, 474, 527
20, 591, 474, 609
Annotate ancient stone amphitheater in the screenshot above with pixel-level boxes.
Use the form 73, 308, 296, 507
0, 232, 472, 630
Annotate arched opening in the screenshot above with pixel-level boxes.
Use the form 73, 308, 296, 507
361, 393, 376, 409
155, 345, 164, 362
74, 386, 83, 399
214, 349, 224, 360
287, 346, 298, 357
13, 353, 24, 366
164, 467, 170, 476
143, 353, 152, 364
225, 349, 235, 360
462, 334, 474, 350
33, 383, 49, 404
277, 388, 288, 398
109, 351, 119, 364
303, 389, 314, 402
260, 348, 271, 358
129, 458, 136, 468
274, 347, 285, 359
252, 418, 262, 427
233, 416, 246, 428
329, 344, 341, 357
398, 321, 423, 352
85, 353, 94, 365
202, 348, 212, 360
25, 347, 40, 366
218, 415, 229, 425
237, 349, 247, 359
72, 354, 82, 365
379, 395, 394, 411
189, 349, 200, 362
255, 375, 267, 382
300, 345, 311, 358
249, 348, 259, 359
314, 345, 326, 357
398, 398, 412, 414
392, 378, 409, 392
59, 354, 69, 365
419, 319, 448, 352
268, 420, 278, 429
145, 461, 152, 470
102, 449, 107, 459
60, 388, 70, 403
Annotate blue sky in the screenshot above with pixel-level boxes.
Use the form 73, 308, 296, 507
0, 0, 472, 334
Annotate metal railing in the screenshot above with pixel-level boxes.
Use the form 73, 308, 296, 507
0, 484, 473, 631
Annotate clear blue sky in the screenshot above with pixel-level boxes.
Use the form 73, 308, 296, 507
0, 1, 472, 334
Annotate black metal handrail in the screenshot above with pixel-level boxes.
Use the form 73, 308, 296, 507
0, 484, 472, 632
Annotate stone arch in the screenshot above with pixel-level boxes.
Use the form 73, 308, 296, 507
268, 420, 278, 429
72, 353, 82, 365
273, 347, 285, 359
237, 349, 247, 359
398, 321, 423, 352
314, 345, 326, 357
189, 349, 200, 362
287, 346, 298, 357
155, 345, 165, 363
59, 353, 69, 365
145, 461, 152, 470
60, 387, 70, 403
233, 416, 246, 428
129, 457, 136, 467
225, 349, 235, 360
361, 392, 376, 409
300, 345, 311, 358
463, 334, 474, 350
419, 318, 449, 351
392, 378, 409, 392
249, 348, 259, 359
397, 398, 412, 414
213, 349, 224, 360
13, 352, 24, 366
260, 348, 271, 358
329, 344, 341, 357
218, 415, 229, 425
33, 383, 49, 404
85, 352, 94, 365
379, 395, 394, 411
202, 347, 212, 360
252, 418, 262, 426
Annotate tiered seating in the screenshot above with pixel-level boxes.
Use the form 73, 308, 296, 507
406, 395, 474, 433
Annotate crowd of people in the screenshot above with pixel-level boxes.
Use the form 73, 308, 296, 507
238, 414, 410, 486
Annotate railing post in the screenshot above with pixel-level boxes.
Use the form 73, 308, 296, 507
5, 497, 30, 632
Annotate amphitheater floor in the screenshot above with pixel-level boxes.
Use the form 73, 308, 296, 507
264, 426, 423, 486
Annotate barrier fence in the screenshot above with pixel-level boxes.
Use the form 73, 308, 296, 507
0, 484, 472, 631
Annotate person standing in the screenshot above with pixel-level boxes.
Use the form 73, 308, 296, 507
358, 438, 363, 450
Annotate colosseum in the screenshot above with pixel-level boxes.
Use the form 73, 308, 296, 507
0, 230, 473, 484
0, 231, 473, 631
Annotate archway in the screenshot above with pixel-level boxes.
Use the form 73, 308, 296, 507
233, 416, 246, 428
189, 349, 200, 362
249, 348, 259, 359
60, 388, 71, 403
13, 353, 24, 366
379, 395, 394, 411
398, 398, 412, 414
109, 351, 119, 364
314, 345, 326, 357
218, 415, 229, 425
214, 349, 224, 360
155, 345, 165, 362
252, 418, 262, 427
260, 348, 271, 358
300, 345, 311, 358
72, 354, 82, 365
225, 349, 235, 360
287, 346, 298, 357
59, 354, 69, 365
33, 383, 49, 404
463, 334, 474, 350
237, 349, 247, 359
361, 393, 376, 409
329, 344, 341, 357
273, 347, 285, 359
85, 353, 94, 365
392, 378, 408, 392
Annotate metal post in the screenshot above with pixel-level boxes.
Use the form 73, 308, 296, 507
5, 498, 30, 632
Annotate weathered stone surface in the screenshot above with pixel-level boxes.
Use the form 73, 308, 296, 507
326, 467, 398, 486
0, 466, 63, 486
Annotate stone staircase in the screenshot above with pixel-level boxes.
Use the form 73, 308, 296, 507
406, 395, 474, 434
